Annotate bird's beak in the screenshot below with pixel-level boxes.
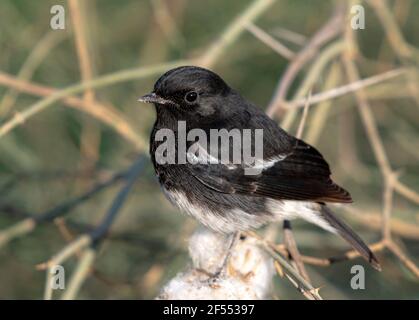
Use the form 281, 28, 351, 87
138, 92, 174, 105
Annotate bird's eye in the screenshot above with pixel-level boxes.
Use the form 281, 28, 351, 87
184, 91, 198, 104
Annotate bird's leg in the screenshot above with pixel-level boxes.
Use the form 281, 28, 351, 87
210, 231, 240, 280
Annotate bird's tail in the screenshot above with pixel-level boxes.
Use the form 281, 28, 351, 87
320, 205, 382, 271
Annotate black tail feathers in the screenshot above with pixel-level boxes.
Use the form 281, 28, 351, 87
320, 205, 381, 271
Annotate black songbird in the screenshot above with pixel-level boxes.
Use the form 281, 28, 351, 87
139, 66, 381, 271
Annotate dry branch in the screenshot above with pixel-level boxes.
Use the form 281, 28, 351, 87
0, 72, 146, 150
266, 3, 346, 118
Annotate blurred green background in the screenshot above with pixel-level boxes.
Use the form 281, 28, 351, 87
0, 0, 418, 299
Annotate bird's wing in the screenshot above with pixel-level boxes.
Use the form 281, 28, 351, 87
188, 139, 352, 203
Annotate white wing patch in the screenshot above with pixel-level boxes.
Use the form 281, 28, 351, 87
186, 142, 236, 169
186, 141, 288, 172
250, 155, 288, 170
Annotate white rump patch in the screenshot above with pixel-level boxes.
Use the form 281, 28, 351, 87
267, 200, 337, 233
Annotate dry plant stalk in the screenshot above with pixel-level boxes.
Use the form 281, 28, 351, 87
69, 0, 101, 172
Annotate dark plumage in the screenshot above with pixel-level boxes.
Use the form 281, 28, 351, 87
138, 66, 381, 271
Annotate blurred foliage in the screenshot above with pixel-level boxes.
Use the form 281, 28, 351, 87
0, 0, 418, 299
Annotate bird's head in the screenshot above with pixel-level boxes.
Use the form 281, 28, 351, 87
138, 66, 239, 124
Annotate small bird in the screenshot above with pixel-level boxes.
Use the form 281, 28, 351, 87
139, 66, 381, 272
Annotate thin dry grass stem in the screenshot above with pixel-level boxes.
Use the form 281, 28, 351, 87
342, 207, 419, 241
0, 31, 66, 117
283, 222, 311, 283
37, 235, 92, 271
41, 235, 92, 300
62, 248, 96, 300
306, 62, 340, 145
367, 0, 417, 61
55, 218, 76, 243
382, 171, 398, 241
0, 218, 36, 248
266, 3, 345, 118
375, 0, 412, 72
272, 240, 385, 268
43, 267, 54, 300
53, 219, 94, 290
150, 0, 185, 49
247, 231, 322, 300
343, 64, 392, 172
393, 180, 419, 205
54, 217, 90, 259
296, 241, 387, 267
54, 217, 124, 290
69, 0, 94, 85
368, 0, 419, 106
41, 239, 93, 299
199, 0, 277, 68
0, 72, 147, 150
295, 91, 311, 139
280, 40, 346, 130
271, 27, 307, 46
286, 68, 408, 110
69, 0, 101, 172
137, 0, 186, 66
245, 22, 294, 60
386, 241, 419, 278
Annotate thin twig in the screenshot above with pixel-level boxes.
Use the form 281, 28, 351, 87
199, 0, 277, 68
266, 3, 346, 117
280, 40, 346, 130
342, 207, 419, 241
271, 27, 307, 46
387, 241, 419, 278
61, 248, 96, 300
295, 91, 311, 139
245, 22, 294, 60
0, 31, 66, 117
150, 0, 185, 49
38, 235, 92, 270
69, 0, 101, 172
282, 221, 311, 283
248, 231, 322, 300
286, 68, 408, 109
0, 72, 147, 149
367, 0, 417, 61
0, 168, 127, 247
89, 157, 146, 245
306, 62, 340, 144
